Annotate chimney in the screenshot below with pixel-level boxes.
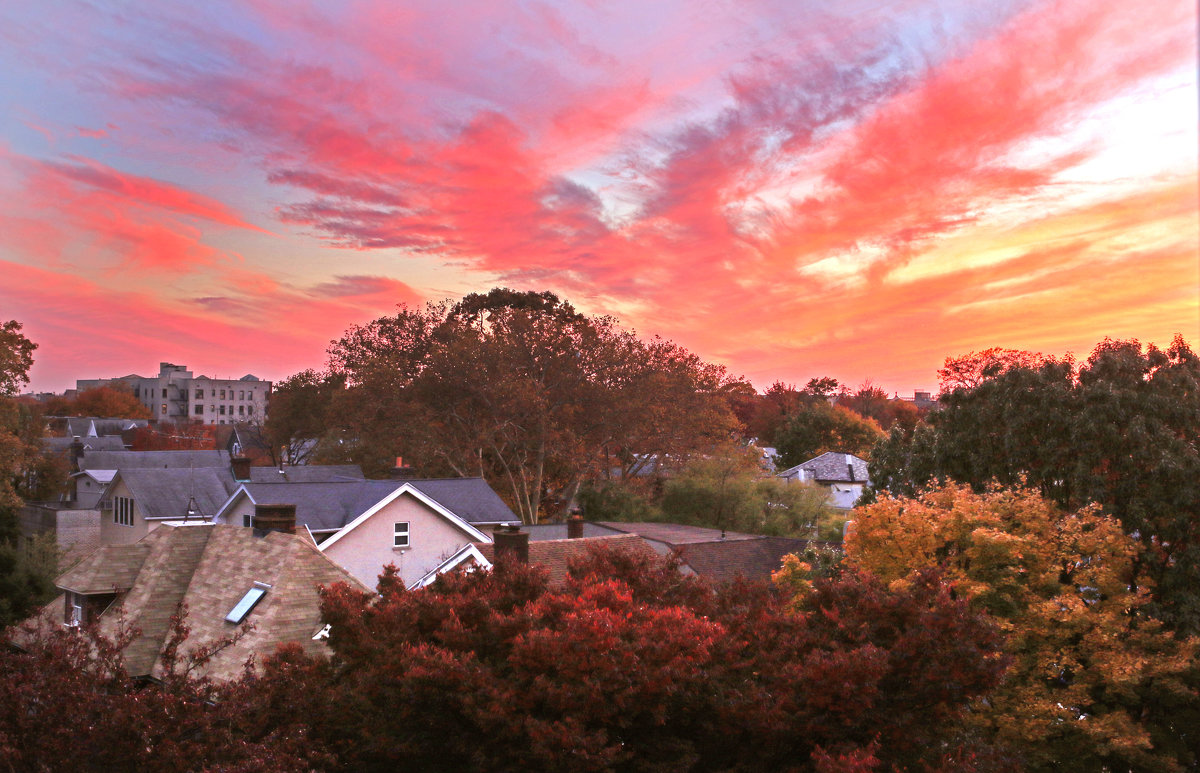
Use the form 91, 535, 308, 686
845, 453, 856, 482
253, 503, 297, 535
390, 456, 417, 480
566, 514, 584, 540
492, 524, 529, 566
69, 436, 84, 474
231, 456, 251, 482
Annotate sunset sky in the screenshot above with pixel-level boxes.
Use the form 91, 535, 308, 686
1, 0, 1195, 395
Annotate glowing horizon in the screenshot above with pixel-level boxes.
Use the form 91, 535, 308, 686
1, 0, 1195, 395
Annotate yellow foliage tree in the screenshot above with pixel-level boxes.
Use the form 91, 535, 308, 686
847, 484, 1199, 771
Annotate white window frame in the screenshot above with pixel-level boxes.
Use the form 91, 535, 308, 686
393, 521, 410, 549
114, 495, 134, 527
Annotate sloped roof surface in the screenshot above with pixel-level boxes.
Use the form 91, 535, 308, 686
56, 525, 367, 681
64, 417, 149, 438
523, 522, 628, 541
117, 467, 235, 519
595, 522, 762, 546
476, 534, 656, 586
56, 542, 152, 593
248, 465, 364, 483
673, 537, 820, 583
239, 477, 516, 532
80, 450, 231, 471
778, 452, 869, 483
44, 435, 126, 454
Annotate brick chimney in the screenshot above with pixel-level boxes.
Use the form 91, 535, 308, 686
253, 503, 296, 535
390, 456, 417, 480
231, 456, 251, 482
492, 524, 529, 565
567, 514, 584, 540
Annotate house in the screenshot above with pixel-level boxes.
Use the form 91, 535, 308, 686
210, 477, 517, 589
35, 523, 368, 682
776, 452, 870, 510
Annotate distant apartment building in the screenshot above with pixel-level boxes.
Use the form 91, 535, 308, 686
76, 362, 270, 425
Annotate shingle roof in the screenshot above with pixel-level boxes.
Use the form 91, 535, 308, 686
54, 524, 368, 681
64, 417, 149, 438
595, 522, 762, 546
116, 467, 236, 519
523, 522, 628, 541
44, 435, 126, 454
80, 450, 231, 472
237, 477, 517, 533
56, 543, 152, 594
475, 534, 656, 585
777, 452, 869, 484
248, 465, 364, 483
673, 537, 820, 583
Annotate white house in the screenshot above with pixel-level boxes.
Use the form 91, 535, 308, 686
777, 452, 870, 510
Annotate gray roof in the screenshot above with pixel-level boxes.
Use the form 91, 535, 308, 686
248, 465, 364, 483
80, 450, 231, 472
238, 477, 516, 533
64, 417, 149, 437
44, 435, 126, 453
778, 452, 869, 484
115, 467, 236, 519
523, 522, 628, 541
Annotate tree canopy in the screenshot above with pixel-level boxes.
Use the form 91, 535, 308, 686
44, 383, 151, 419
774, 401, 884, 469
868, 334, 1200, 634
311, 289, 740, 523
847, 483, 1200, 772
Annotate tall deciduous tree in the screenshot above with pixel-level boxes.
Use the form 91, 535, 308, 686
847, 483, 1200, 772
45, 383, 151, 419
868, 335, 1200, 634
323, 289, 739, 523
774, 402, 884, 469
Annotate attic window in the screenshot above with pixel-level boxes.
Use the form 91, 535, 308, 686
225, 582, 271, 624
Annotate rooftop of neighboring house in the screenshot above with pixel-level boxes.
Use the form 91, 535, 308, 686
44, 435, 127, 454
672, 537, 829, 584
595, 521, 763, 546
79, 449, 232, 471
475, 534, 659, 586
37, 524, 369, 682
107, 467, 234, 520
227, 477, 517, 534
776, 451, 869, 484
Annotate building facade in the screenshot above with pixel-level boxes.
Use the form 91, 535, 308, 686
77, 362, 270, 425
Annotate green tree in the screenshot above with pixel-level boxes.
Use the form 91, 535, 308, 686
774, 401, 884, 469
264, 369, 344, 465
868, 335, 1200, 634
847, 483, 1200, 772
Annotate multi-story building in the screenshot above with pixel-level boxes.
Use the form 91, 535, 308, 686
77, 362, 270, 425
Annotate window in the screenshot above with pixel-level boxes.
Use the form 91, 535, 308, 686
194, 405, 204, 415
195, 388, 203, 399
225, 582, 270, 624
162, 388, 167, 398
247, 404, 254, 415
211, 389, 216, 397
239, 390, 245, 400
114, 496, 133, 527
160, 404, 167, 415
220, 389, 226, 399
238, 405, 244, 415
219, 405, 226, 415
67, 593, 82, 627
243, 514, 253, 528
393, 522, 410, 548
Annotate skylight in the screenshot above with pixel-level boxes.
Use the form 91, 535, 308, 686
225, 581, 271, 623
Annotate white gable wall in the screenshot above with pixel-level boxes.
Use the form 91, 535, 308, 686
98, 478, 156, 546
322, 493, 485, 589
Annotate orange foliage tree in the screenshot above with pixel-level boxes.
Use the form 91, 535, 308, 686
846, 483, 1199, 771
48, 384, 151, 419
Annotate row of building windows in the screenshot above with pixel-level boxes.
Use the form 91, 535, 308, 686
193, 388, 256, 400
192, 404, 254, 416
113, 496, 133, 527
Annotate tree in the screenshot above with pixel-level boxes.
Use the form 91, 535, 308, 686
868, 335, 1200, 634
658, 444, 832, 537
46, 383, 151, 419
774, 402, 884, 469
936, 347, 1045, 394
264, 369, 343, 464
323, 289, 739, 523
244, 544, 1007, 771
847, 483, 1200, 771
0, 321, 36, 398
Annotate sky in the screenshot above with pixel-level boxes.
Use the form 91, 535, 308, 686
1, 0, 1196, 395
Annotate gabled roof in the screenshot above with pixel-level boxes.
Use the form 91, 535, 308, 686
53, 524, 369, 681
218, 477, 516, 534
43, 435, 126, 454
108, 467, 235, 519
79, 449, 231, 472
776, 452, 869, 484
248, 465, 364, 483
64, 417, 149, 438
